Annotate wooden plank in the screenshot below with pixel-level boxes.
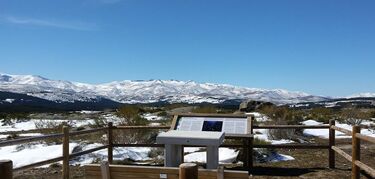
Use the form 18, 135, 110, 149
329, 120, 336, 168
70, 145, 108, 158
354, 160, 375, 178
331, 125, 352, 136
100, 161, 110, 179
84, 164, 249, 179
85, 164, 179, 174
107, 122, 113, 164
331, 146, 352, 162
352, 126, 360, 179
13, 156, 63, 172
114, 143, 165, 147
0, 133, 64, 147
246, 115, 254, 135
248, 135, 253, 173
179, 163, 198, 179
254, 144, 330, 149
225, 133, 253, 139
217, 166, 224, 179
0, 160, 13, 179
170, 115, 179, 130
69, 127, 107, 136
253, 125, 329, 129
355, 133, 375, 144
62, 126, 69, 179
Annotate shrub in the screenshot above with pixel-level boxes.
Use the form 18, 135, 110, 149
308, 108, 334, 123
371, 110, 375, 118
157, 111, 168, 117
116, 106, 148, 125
191, 106, 217, 113
340, 108, 371, 125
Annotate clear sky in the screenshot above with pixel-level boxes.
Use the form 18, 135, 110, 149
0, 0, 374, 97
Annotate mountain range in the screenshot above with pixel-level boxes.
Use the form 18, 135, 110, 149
0, 73, 374, 110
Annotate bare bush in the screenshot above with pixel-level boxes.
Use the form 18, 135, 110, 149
259, 106, 297, 140
340, 108, 371, 125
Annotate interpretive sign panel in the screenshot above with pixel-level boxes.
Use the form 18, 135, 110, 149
173, 115, 251, 135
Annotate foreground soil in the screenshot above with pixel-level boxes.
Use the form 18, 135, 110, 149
14, 138, 375, 179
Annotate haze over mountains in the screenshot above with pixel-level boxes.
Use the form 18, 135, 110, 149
0, 73, 373, 107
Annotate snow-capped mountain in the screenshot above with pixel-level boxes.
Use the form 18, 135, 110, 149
0, 73, 329, 104
347, 93, 375, 98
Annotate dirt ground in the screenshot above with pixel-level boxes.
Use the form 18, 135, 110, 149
13, 138, 375, 179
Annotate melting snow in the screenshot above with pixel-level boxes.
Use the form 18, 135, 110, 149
302, 120, 375, 139
3, 99, 15, 103
184, 148, 239, 164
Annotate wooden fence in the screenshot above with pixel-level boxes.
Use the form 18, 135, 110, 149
0, 118, 375, 179
329, 120, 375, 179
85, 162, 249, 179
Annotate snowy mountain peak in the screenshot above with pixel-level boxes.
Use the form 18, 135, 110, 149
0, 73, 330, 104
347, 93, 375, 98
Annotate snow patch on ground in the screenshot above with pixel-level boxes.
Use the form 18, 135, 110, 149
3, 98, 15, 103
72, 144, 151, 165
246, 112, 271, 122
0, 117, 121, 133
18, 133, 43, 137
184, 148, 238, 164
142, 113, 164, 121
265, 152, 295, 162
302, 120, 375, 139
0, 120, 36, 132
79, 110, 101, 114
0, 142, 153, 168
253, 129, 294, 144
0, 143, 78, 168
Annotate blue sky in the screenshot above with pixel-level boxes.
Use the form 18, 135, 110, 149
0, 0, 374, 97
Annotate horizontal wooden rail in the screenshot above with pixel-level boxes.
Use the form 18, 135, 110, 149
13, 156, 64, 172
69, 127, 108, 136
354, 160, 375, 178
225, 134, 253, 139
0, 133, 64, 147
355, 133, 375, 144
331, 126, 352, 136
254, 144, 330, 149
114, 143, 164, 147
0, 128, 108, 148
0, 127, 59, 135
331, 146, 352, 162
85, 163, 249, 179
113, 126, 170, 130
253, 125, 329, 129
69, 145, 108, 159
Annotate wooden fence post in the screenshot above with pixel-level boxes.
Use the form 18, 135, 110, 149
217, 165, 224, 179
248, 115, 254, 173
0, 160, 13, 179
108, 122, 113, 164
329, 120, 335, 168
179, 163, 198, 179
352, 125, 361, 179
63, 126, 70, 179
100, 161, 111, 179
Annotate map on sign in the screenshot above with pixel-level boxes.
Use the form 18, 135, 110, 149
175, 116, 249, 134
